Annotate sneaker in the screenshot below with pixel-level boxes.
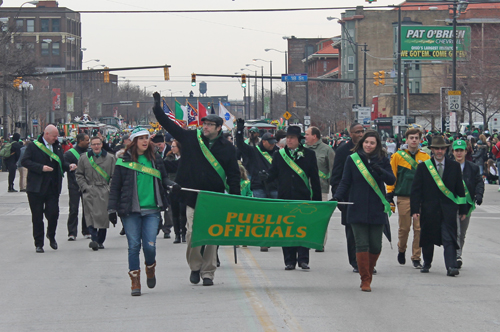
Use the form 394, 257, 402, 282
190, 270, 201, 284
84, 234, 91, 239
447, 267, 459, 277
412, 260, 423, 269
397, 251, 406, 265
202, 278, 214, 286
457, 258, 463, 269
68, 235, 76, 241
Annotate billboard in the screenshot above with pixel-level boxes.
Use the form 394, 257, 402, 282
401, 26, 470, 61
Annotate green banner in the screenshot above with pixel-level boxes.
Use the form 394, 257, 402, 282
401, 26, 470, 61
191, 191, 337, 250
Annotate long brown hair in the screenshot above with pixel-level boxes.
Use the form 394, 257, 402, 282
125, 136, 156, 162
352, 130, 386, 159
166, 139, 182, 157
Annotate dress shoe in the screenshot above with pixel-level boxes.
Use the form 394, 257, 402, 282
89, 241, 99, 251
203, 278, 214, 286
181, 234, 186, 242
300, 262, 310, 270
164, 233, 171, 239
119, 228, 126, 236
260, 247, 268, 252
36, 247, 44, 253
421, 264, 431, 273
20, 189, 26, 192
457, 258, 463, 269
397, 251, 406, 265
48, 238, 58, 250
447, 267, 459, 277
8, 188, 18, 193
353, 266, 359, 273
190, 270, 201, 284
315, 247, 324, 252
173, 235, 181, 244
285, 265, 295, 270
68, 235, 76, 241
98, 243, 105, 249
412, 260, 423, 269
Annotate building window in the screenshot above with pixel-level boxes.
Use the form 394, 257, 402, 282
409, 82, 412, 92
415, 82, 420, 93
52, 19, 60, 32
41, 43, 49, 56
348, 56, 354, 71
52, 42, 60, 55
348, 83, 354, 97
16, 19, 23, 31
27, 19, 34, 32
41, 19, 49, 32
415, 63, 420, 70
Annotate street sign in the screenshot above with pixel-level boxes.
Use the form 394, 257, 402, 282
392, 115, 406, 126
283, 111, 292, 120
281, 74, 308, 82
448, 90, 461, 111
32, 119, 38, 125
357, 108, 371, 124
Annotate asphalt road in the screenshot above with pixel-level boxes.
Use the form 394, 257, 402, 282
0, 171, 499, 332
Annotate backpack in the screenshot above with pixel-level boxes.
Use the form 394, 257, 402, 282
0, 142, 13, 158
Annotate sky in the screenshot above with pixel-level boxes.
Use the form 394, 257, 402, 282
6, 0, 399, 100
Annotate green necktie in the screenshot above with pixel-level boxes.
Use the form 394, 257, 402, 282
437, 163, 443, 178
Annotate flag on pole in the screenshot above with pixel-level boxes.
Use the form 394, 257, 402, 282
197, 100, 208, 126
175, 100, 187, 123
163, 99, 183, 127
187, 102, 198, 127
218, 102, 236, 130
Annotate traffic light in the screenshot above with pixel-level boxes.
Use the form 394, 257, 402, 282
241, 74, 247, 88
103, 67, 110, 83
13, 77, 22, 89
207, 102, 211, 110
365, 0, 377, 3
136, 102, 140, 108
164, 66, 170, 81
378, 70, 385, 85
293, 101, 297, 107
373, 72, 380, 86
191, 73, 196, 86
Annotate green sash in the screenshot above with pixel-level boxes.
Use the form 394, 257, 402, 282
197, 130, 229, 191
69, 148, 80, 160
423, 160, 466, 205
87, 153, 110, 183
397, 150, 418, 169
463, 180, 475, 217
279, 148, 312, 198
351, 153, 392, 216
116, 158, 161, 179
34, 140, 63, 174
256, 145, 273, 164
318, 170, 330, 180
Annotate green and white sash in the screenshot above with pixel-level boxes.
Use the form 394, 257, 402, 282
34, 140, 63, 174
197, 130, 229, 191
256, 145, 273, 164
424, 160, 466, 205
116, 158, 161, 179
279, 148, 312, 198
351, 153, 392, 216
69, 148, 80, 160
463, 180, 475, 217
397, 150, 418, 169
318, 170, 330, 180
87, 153, 110, 183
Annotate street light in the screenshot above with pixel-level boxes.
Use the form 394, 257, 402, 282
241, 68, 258, 118
19, 81, 33, 137
14, 1, 39, 19
144, 85, 157, 94
246, 63, 264, 117
265, 48, 288, 113
90, 64, 106, 69
83, 59, 100, 63
254, 58, 273, 116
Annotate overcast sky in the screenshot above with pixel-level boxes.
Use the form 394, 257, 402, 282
7, 0, 398, 101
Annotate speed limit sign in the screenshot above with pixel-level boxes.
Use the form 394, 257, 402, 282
448, 91, 461, 111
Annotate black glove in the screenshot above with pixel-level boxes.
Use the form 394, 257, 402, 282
371, 162, 383, 175
108, 212, 117, 226
153, 92, 162, 112
475, 195, 483, 206
236, 118, 245, 132
385, 192, 395, 205
258, 170, 269, 182
171, 183, 182, 196
332, 197, 345, 212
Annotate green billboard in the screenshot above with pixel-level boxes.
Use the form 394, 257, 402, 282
401, 26, 470, 61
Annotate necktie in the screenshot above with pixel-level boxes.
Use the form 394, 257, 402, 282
437, 163, 443, 177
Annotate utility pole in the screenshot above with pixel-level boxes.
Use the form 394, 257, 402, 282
363, 44, 368, 107
397, 6, 402, 116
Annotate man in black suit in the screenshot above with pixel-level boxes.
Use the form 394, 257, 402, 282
330, 123, 365, 272
411, 135, 468, 276
21, 125, 77, 253
267, 126, 322, 270
451, 139, 484, 268
5, 133, 22, 192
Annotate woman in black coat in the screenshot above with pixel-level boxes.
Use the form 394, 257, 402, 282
334, 130, 395, 292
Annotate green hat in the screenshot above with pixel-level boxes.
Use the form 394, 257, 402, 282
249, 127, 259, 133
129, 126, 150, 141
452, 139, 466, 150
422, 141, 428, 146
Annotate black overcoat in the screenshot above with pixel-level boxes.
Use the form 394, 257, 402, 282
410, 157, 468, 247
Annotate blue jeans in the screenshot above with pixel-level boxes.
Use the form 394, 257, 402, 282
252, 188, 278, 199
122, 212, 161, 271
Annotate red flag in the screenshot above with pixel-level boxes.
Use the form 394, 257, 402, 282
197, 100, 208, 126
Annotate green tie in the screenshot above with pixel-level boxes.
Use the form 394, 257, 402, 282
437, 163, 443, 178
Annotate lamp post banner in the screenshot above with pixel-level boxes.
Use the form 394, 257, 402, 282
191, 191, 337, 250
66, 92, 74, 113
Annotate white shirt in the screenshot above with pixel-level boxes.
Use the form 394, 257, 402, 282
386, 142, 396, 154
434, 157, 445, 171
42, 137, 53, 152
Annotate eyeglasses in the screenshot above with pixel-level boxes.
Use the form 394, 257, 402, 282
353, 130, 365, 134
202, 122, 217, 127
433, 147, 447, 151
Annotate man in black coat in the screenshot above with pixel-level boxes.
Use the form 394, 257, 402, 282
152, 92, 240, 286
21, 125, 77, 253
64, 133, 90, 240
330, 123, 365, 272
267, 126, 321, 270
451, 139, 484, 268
411, 136, 468, 276
5, 132, 22, 192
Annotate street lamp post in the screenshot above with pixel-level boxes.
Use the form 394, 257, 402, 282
246, 63, 264, 117
242, 68, 258, 118
265, 48, 288, 114
19, 81, 34, 137
253, 59, 273, 117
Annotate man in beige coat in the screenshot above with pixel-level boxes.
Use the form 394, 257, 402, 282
76, 136, 116, 251
305, 126, 335, 252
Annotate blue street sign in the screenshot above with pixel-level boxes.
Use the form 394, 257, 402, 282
32, 119, 38, 125
223, 102, 231, 107
281, 74, 308, 82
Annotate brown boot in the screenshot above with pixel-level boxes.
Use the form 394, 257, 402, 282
128, 270, 141, 296
368, 253, 380, 285
145, 261, 156, 289
356, 252, 371, 292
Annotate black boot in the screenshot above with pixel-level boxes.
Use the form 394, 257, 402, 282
173, 234, 181, 243
181, 233, 186, 243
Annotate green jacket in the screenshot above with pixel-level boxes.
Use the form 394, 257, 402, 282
387, 149, 430, 197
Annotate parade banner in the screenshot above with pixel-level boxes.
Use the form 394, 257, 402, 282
52, 88, 61, 111
66, 92, 74, 113
191, 191, 337, 250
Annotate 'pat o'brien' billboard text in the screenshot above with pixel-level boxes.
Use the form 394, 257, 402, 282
401, 26, 470, 61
